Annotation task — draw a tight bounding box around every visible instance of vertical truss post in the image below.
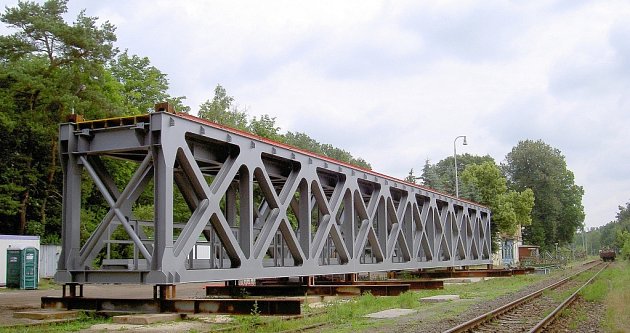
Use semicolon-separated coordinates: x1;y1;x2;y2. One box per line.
57;124;82;277
239;166;253;259
298;180;311;258
151;131;175;279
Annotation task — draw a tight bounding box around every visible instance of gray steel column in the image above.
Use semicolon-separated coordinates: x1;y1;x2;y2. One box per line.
239;165;253;259
57;124;82;275
151;129;174;276
340;190;354;258
298;180;311;257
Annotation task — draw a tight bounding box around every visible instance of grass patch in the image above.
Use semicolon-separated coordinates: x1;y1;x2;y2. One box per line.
444;274;545;301
581;261;630;332
560;305;587;331
37;278;61;290
539;263;602;303
0;311;110;333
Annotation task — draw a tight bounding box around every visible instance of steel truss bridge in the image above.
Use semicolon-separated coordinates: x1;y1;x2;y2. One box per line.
55;105;492;284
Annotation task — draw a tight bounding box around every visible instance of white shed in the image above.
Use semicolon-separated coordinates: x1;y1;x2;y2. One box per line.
0;235;40;286
39;244;61;278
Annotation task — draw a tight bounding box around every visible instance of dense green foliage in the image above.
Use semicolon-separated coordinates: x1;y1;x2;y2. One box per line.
461;162;534;250
0;0;193;242
0;0;119;240
420;154;495;195
198;84;248;130
109;50;189;114
578;201;630;258
503;140;585;249
620;230;630;260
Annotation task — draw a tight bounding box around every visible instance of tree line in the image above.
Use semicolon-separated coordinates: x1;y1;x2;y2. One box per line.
578;202;630;260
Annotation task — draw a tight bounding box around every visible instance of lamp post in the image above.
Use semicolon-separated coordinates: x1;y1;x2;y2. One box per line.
453;135;467;198
71;84;86;115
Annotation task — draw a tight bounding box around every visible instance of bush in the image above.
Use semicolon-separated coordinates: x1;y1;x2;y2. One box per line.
621;238;630;260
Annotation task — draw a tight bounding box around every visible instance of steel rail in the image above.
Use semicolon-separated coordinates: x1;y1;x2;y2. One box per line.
528;263;608;333
276;321;331;333
442;261;604;333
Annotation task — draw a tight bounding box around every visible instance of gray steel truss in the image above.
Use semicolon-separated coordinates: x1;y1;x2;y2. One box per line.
55;110;492;284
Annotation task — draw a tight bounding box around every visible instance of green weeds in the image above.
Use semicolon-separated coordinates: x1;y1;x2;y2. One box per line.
0;311;109;333
581;261;630;332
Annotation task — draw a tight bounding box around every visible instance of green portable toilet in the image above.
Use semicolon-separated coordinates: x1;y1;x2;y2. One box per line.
20;247;38;289
6;248;21;288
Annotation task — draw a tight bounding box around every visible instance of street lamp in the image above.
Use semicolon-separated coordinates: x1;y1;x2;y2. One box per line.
71;84;86;115
453;135;467;198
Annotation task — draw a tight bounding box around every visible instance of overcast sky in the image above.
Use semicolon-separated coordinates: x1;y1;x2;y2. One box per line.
3;0;629;229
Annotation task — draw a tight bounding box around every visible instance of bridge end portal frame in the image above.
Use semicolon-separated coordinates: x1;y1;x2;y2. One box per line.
56;110;492;284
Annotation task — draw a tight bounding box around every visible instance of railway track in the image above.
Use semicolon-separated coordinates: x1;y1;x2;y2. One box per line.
443;261;608;333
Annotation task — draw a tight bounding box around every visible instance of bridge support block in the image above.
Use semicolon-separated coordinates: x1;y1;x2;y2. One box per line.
153;284;176;300
62;283;83;298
